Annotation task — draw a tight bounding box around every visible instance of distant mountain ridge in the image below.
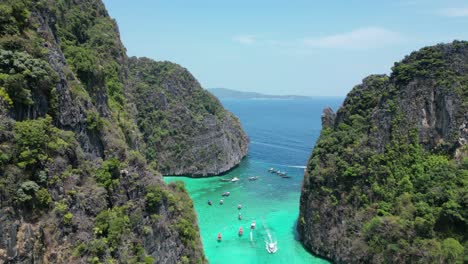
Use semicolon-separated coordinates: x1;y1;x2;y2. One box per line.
208;88;310;99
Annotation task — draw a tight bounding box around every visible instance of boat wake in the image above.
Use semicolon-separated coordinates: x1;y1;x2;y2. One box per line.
250;230;256;247
250;160;306;170
285;165;306;169
263;224;278;254
250;141;309;154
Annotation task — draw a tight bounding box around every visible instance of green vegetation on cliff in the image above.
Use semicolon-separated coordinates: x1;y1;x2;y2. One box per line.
128;57;248;176
299;41;467;263
0;0;251;263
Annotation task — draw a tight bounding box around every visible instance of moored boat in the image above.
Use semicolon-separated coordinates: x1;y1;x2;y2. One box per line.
277;171;287;176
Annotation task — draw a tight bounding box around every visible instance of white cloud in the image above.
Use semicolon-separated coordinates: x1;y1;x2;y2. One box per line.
302;27;404;49
233;35;256;45
438;7;468;17
231;27;404;50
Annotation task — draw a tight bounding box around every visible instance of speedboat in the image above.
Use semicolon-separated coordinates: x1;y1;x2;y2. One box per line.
231;177;239;182
250;221;256;230
219;199;224;205
264;223;277;253
237;204;242;210
248;176;258;181
268;168;275;173
222;192;230;197
266;241;278;253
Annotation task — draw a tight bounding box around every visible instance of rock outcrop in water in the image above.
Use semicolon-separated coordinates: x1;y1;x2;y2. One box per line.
0;0;244;262
128;58;248;176
298;41;467;263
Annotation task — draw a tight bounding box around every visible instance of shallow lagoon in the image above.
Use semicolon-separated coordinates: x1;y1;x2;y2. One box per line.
165;98;342;264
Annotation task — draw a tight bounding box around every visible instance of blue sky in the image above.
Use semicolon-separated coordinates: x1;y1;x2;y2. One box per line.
103;0;468;96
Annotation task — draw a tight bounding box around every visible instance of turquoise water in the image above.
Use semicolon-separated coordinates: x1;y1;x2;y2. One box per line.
165;98;343;264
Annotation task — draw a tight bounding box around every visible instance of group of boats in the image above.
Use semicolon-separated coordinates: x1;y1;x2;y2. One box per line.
219;176;259;182
216;221;256;238
216;220;277;254
210;168;284;254
218;167;290;183
268;168;291;178
211;195;278;254
217;204;252;241
208;192;230;205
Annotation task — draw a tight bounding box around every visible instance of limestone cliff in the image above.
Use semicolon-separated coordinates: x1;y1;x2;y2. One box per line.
298;41;467;263
0;0;246;262
127;58;248;176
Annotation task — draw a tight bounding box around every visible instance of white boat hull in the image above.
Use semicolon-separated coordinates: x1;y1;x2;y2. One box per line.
266;242;278;254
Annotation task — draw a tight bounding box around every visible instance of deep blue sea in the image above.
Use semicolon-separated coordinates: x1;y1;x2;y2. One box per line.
222;98;343;169
166;97;343;264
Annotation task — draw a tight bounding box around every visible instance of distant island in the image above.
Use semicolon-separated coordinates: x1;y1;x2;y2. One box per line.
208;88;311;100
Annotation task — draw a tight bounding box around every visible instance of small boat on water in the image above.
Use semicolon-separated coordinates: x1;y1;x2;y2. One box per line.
222;192;230;197
208;200;212;205
264;223;277;253
231;177;240;182
219;199;224;205
266;242;278;253
248;176;259;181
238;227;243;236
217;233;222;242
268;168;275;173
250;221;256;230
220;178;231;182
238;212;242;220
237;204;242;210
277;171;288;176
281;175;291;179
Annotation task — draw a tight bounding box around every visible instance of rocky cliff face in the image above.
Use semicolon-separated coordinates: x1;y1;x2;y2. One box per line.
127;58;248;176
0;0;246;263
298;41;467;263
